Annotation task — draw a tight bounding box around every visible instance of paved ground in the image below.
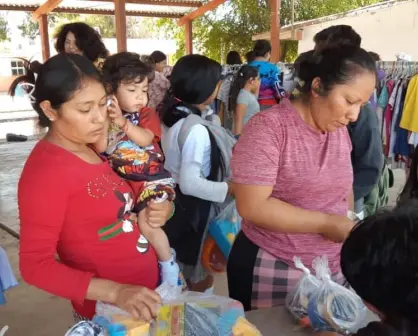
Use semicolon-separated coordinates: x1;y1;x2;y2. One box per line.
0;139;406;335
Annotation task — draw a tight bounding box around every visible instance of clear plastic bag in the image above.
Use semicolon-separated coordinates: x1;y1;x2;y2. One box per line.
208;201;241;258
151;291;245;336
202;201;242;273
95;287;245;336
307;256;368;334
285;257;321;327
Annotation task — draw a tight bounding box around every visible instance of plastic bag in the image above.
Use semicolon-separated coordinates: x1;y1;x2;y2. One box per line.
95;287;245;336
202;201;241;273
307;256;368;334
208;201;241;258
151;291;244;335
232;317;263;336
285;257;321;327
201;236;228;273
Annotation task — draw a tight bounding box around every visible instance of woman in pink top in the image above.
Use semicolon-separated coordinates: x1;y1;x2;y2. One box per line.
227;44;377;311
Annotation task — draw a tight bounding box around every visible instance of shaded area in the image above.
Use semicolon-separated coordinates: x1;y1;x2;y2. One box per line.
0;140;36;234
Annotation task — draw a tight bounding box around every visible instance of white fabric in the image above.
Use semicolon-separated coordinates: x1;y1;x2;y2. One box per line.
162;119;228;203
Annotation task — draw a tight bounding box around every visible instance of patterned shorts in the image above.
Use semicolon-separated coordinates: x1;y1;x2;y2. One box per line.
251;248;347;309
227;231;347;311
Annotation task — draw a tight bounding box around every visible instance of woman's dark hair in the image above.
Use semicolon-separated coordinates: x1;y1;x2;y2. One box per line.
160;54;222;128
226;51;242;65
313;25;361;49
102;52;153;94
398;147;418;205
159;54;222;181
369;51;381;62
9;54;102;128
293;45;376;99
229;65;258;112
55;22;109;63
341;203;418;332
253;40;271;58
245;51;256;64
150;50;167;64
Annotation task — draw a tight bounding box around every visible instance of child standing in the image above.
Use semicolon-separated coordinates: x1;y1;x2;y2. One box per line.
98;52;179;286
229;65;260;136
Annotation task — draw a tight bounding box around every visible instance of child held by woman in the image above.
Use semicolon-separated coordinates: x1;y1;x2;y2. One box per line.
97;52;179;287
229;65;260;136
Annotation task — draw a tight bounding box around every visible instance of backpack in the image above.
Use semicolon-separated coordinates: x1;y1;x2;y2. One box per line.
178;113;237;181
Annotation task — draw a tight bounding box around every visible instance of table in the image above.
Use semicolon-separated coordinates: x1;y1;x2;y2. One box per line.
246;307;308;336
246;306;379;336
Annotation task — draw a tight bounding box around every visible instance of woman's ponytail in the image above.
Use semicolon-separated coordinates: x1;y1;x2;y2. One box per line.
229;65;259;113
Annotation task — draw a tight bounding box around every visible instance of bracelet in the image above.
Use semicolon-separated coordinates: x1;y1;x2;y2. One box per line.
168;203;175;221
121;118;129;133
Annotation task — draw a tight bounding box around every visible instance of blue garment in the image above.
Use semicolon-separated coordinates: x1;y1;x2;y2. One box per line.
394;82;409;157
249;60;284;102
378;85;389;109
0;247;18;305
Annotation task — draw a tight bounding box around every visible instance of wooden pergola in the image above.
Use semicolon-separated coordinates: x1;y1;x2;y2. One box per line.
0;0;282;62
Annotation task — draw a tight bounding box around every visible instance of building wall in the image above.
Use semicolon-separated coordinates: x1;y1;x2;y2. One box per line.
298;0;418;61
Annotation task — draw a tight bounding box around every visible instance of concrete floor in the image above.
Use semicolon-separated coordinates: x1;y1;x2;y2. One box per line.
0;140;406;335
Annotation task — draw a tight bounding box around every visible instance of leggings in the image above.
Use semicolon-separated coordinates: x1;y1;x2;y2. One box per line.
227;231;259;311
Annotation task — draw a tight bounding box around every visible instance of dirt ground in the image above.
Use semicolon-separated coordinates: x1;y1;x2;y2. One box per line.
0;138;406;336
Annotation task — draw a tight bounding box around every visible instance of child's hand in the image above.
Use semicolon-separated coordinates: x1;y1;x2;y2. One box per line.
107;96;125;128
146;200;174;228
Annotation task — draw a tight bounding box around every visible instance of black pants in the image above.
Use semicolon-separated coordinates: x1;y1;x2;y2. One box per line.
227;231;259;311
163;186;211;266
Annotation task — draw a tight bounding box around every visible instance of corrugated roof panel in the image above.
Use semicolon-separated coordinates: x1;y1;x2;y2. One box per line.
0;0;203;15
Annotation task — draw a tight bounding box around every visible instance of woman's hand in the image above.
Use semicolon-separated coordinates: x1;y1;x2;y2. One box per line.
145;200;174;228
107;96;125;128
112;284;162;321
321;215;355;243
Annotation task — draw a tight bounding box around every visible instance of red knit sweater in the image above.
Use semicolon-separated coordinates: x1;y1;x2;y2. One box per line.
18;140;159;318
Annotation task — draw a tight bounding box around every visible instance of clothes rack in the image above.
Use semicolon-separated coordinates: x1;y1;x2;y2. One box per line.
375;60;418;169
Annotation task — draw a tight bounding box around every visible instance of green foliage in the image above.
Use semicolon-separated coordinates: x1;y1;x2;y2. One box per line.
18;12;160;41
157;0;383;63
18;12;80;40
0;14;8;42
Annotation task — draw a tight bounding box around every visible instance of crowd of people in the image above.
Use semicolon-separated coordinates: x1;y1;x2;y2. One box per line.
10;21;418;336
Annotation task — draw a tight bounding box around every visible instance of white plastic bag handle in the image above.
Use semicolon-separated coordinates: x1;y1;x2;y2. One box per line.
294;256;310;274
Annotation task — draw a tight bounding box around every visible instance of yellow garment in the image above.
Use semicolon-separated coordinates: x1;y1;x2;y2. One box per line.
232;317;262;336
400;75;418;132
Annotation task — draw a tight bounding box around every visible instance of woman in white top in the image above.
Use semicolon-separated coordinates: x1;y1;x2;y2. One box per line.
160;55;234;292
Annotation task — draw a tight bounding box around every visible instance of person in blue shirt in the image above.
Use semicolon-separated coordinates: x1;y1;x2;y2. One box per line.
249;40;285;109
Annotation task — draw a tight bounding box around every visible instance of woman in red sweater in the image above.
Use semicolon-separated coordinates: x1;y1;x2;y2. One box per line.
9;54;173;321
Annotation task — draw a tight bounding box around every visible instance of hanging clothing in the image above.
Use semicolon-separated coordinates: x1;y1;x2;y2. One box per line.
400;75;418;132
0;247;18;305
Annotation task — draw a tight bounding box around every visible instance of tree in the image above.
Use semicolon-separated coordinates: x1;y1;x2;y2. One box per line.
18;12;80;40
127;17;161;39
158;0;384;63
0;14;8;42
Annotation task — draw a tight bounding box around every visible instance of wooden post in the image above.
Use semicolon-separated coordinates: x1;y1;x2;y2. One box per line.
270;0;281;63
38;14;50;62
185;19;193;55
115;0;127;52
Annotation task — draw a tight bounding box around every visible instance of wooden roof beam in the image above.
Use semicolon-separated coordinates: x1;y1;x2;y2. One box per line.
32;0;64;21
88;0;202;8
0;5;183;19
178;0;225;25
